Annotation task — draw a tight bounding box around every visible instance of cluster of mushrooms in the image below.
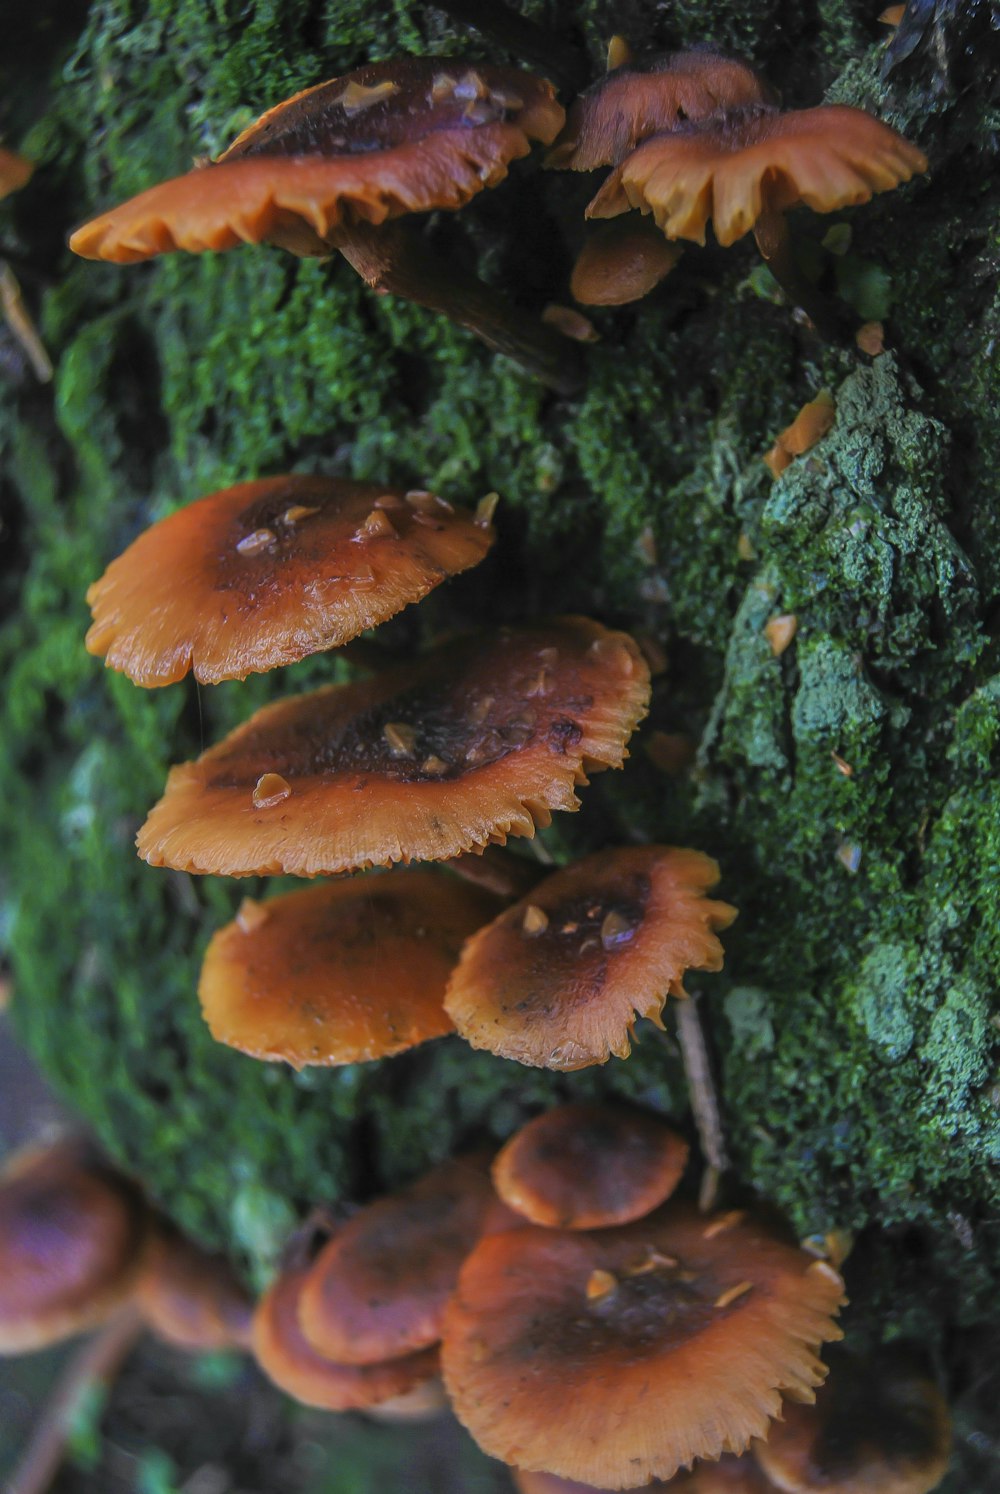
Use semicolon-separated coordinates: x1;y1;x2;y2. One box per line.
0;17;947;1492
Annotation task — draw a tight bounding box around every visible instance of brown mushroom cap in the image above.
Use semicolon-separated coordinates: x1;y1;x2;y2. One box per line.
252;1263;439;1410
570;219;682;306
298;1153;517;1365
0;1140;147;1353
752;1348;952;1494
444;845;736;1070
492;1104;689;1229
85;476;495;686
441;1206;846;1489
136;617;650;878
198;870;498;1068
546;52;777;171
588;106;927;246
0;147;33;202
136;1224;254;1351
69;58;564;263
513;1456;771;1493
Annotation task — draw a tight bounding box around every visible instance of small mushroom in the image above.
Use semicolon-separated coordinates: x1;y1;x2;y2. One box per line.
492;1104;689;1229
444;845;736;1070
198;870;498;1067
570;218;682;306
85;474;495;686
136;617;650;878
441;1203;846;1488
136;1222;253;1351
0;147;33;202
763;393;835;478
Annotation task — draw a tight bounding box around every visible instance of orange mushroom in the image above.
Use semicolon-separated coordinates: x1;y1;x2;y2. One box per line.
588;105;926;335
298;1154;516;1365
492;1104;689;1229
444;845;735;1070
199;870;498;1067
0;147;32;202
85;475;495;686
513;1453;772;1492
570;218;682;306
763;393;835;478
136;1223;253;1351
546;52;777;170
136;616;650;878
442;1204;846;1489
0;1139;147;1353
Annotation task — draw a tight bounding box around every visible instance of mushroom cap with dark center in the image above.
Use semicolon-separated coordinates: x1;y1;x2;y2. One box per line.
253;1263;440;1410
136;1224;254;1351
546;51;777;171
85;475;495;686
69;58;564;263
136;617;650;878
441;1205;846;1489
492;1104;689;1229
753;1347;952;1494
198;870;498;1067
570;218;682;306
0;1140;147;1353
444;845;736;1070
0;147;33;202
298;1153;517;1365
587;106;927;246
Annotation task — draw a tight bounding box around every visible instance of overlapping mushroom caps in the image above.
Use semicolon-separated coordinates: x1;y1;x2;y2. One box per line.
492;1103;689;1228
198;870;498;1067
0;1139;147;1353
298;1154;515;1365
137;617;650;878
442;1204;846;1489
70;57;563;263
444;845;735;1069
136;1223;254;1351
85;476;496;686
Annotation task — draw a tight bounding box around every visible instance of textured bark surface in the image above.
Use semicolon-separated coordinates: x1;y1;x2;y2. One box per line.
1;3;998;1487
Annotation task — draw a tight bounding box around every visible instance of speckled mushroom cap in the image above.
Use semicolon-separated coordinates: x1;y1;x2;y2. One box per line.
69;58;564;263
441;1205;846;1490
0;147;32;201
546;52;776;170
298;1153;517;1365
752;1347;952;1494
570;219;682;306
587;106;927;246
0;1139;147;1354
85;476;496;686
444;845;735;1070
492;1104;689;1230
136;1224;254;1351
136;617;650;878
198;870;498;1068
252;1263;440;1411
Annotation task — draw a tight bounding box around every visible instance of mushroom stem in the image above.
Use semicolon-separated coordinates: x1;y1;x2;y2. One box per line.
752;209;848;342
673;994;728;1210
432;0;590;92
7;1306;145;1494
447;846;543;901
335;221;585;396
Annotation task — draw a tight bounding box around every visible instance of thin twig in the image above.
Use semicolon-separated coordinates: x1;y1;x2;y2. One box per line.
0;261;53;382
7;1307;145;1494
674;994;728;1211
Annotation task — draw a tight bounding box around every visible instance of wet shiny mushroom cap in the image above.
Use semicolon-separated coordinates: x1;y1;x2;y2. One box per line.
570;218;682;306
199;870;498;1068
492;1103;689;1229
252;1263;440;1410
69;58;564;263
0;1140;147;1353
753;1347;952;1494
442;1205;846;1489
298;1153;516;1365
136;617;650;878
136;1225;254;1351
85;475;495;686
444;845;735;1070
547;51;777;171
588;105;928;246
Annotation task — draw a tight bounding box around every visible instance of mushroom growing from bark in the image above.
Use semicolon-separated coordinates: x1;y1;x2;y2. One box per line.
136;617;650;878
442;1203;845;1488
444;845;735;1069
85;476;496;686
570;218;682;306
763;392;836;478
198;870;498;1067
69;58;582;391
